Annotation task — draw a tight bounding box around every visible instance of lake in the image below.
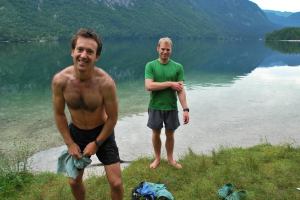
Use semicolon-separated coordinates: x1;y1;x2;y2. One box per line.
1;39;300;173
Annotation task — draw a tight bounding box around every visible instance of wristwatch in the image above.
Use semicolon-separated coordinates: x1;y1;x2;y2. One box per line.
94;140;104;147
183;108;189;112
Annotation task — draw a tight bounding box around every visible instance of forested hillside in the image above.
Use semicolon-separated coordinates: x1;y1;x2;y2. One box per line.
265;27;300;40
0;0;276;41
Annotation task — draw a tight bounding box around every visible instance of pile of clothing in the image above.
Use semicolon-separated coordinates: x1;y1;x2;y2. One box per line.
132;181;174;200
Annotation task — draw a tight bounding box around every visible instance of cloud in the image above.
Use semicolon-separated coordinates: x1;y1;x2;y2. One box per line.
250;0;300;12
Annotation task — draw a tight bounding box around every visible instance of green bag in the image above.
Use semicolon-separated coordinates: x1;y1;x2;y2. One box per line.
218;183;246;200
225;191;246;200
218;183;234;198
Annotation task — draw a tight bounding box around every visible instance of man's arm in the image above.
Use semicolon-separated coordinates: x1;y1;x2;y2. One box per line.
145;79;183;92
96;79;118;141
52;74;81;158
145;61;183;92
177;81;189;124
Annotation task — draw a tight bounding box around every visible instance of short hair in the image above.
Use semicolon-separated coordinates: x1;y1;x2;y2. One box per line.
157;37;173;47
71;28;102;56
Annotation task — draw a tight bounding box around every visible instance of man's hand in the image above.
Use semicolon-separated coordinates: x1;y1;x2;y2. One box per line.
83;142;98;157
170;82;183;92
183;111;189;124
68;143;82;159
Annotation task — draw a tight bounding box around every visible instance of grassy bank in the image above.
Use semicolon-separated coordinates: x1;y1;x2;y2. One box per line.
1;143;300;199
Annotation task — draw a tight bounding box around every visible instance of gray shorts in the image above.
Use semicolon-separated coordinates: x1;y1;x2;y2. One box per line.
147;109;180;130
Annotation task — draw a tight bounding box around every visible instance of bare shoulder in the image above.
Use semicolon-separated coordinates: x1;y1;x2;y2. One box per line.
52;66;73;88
94;67;116;90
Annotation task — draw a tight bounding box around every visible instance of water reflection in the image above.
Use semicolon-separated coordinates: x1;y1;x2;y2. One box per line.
0;42;69;92
265;41;300;54
0;39;271;92
0;39;274;119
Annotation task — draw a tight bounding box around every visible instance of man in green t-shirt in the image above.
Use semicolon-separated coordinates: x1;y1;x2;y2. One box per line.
145;37;190;169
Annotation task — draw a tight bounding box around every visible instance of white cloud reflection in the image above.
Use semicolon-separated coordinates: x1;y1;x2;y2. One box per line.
251;66;300;84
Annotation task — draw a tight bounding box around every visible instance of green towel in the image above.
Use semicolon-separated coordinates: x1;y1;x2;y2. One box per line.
218;183;246;200
156;189;174;200
57;150;92;179
218;183;234;198
225;191;247;200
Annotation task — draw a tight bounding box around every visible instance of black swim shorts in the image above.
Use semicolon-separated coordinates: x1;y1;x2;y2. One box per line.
69;123;120;165
147;109;180;130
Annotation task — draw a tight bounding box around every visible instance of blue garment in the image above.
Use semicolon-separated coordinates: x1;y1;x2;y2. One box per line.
57;150;92;179
136;182;156;200
135;182;174;200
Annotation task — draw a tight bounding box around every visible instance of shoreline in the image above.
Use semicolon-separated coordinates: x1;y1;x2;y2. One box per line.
28;112;300;178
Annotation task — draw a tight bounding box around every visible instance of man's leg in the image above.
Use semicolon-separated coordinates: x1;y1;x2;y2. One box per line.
150;129;162;169
68;169;85;200
165;129;182;169
105;163;124;200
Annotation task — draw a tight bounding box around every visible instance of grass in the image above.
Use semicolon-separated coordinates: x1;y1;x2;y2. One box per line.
1;143;300;199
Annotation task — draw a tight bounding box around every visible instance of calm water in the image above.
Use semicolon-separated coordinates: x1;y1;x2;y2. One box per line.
1;39;300;171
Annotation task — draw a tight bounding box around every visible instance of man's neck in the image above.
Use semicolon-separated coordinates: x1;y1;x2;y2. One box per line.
159;58;169;64
74;66;93;81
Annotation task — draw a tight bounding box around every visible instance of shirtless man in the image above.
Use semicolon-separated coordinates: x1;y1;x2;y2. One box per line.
52;28;123;200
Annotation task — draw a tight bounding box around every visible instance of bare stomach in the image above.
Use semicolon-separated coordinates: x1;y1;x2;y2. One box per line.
69;108;107;130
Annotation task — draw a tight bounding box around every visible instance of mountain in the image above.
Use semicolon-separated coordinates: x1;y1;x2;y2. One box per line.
263;10;293;17
287;13;300;26
264;10;300;27
0;0;276;41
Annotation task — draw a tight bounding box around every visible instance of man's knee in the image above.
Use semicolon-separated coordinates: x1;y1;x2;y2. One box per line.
109;178;123;190
68;178;83;188
165;130;175;138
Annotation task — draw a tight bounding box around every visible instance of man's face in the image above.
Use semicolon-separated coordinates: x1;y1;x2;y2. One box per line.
71;37;99;71
157;42;172;63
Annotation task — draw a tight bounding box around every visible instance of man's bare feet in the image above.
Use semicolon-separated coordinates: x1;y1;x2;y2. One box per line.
168;160;182;169
149;159;160;169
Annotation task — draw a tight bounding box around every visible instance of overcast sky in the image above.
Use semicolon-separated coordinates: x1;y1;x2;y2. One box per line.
249;0;300;12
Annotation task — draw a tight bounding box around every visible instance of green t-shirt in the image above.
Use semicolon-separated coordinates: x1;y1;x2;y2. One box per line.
145;59;184;110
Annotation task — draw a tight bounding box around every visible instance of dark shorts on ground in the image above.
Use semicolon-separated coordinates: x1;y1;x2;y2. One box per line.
147;109;180;131
69;123;120;165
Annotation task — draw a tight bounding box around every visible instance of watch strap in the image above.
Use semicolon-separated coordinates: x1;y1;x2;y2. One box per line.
183;108;189;112
95;140;104;147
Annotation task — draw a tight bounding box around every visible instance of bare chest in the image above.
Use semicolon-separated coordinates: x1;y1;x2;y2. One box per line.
63;80;103;112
